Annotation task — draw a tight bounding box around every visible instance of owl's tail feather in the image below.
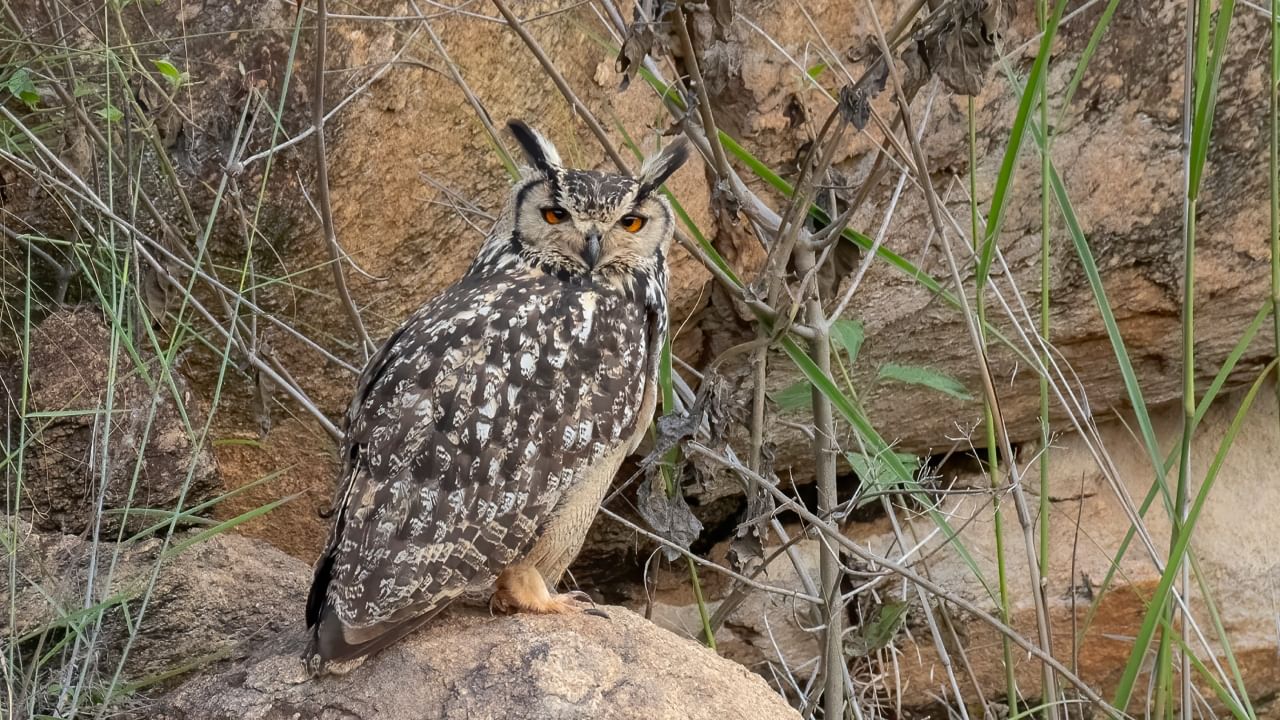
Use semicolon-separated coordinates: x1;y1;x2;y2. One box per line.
303;603;445;675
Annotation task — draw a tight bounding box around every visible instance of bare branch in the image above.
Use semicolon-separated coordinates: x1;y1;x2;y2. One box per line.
312;0;375;359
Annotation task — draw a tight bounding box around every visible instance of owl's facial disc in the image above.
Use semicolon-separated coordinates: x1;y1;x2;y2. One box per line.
514;175;671;279
504;120;692;282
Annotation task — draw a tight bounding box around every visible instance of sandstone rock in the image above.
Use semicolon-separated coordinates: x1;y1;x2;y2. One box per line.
5;2;1279;714
7;516;800;719
158;605;801;720
1;517;305;688
698;1;1278;481
643;385;1280;715
6;0;1274;562
2;307;219;533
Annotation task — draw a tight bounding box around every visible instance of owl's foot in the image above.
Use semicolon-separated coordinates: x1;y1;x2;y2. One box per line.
490;563;608;618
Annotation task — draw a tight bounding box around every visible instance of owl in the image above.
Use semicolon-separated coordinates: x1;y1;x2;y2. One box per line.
304;121;691;671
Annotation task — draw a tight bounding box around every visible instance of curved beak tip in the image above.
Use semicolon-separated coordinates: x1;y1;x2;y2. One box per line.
583;234;602;269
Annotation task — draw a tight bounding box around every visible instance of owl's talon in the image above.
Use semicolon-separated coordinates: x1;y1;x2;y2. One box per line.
565;590;609;618
492;564;606;617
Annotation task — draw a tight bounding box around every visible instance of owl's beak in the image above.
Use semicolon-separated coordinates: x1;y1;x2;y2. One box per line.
582;231;602;269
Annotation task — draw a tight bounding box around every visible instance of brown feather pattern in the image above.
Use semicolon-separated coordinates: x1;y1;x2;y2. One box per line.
304;121;689;670
307;267;652;664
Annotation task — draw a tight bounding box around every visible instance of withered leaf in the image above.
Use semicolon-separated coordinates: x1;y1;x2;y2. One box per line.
916;0;996;97
616;0;677;92
641;372;730;467
899;43;931;101
707;0;734;36
836;54;888;131
726;444;777;573
636;373;732;558
837;84;872;131
637;466;703;561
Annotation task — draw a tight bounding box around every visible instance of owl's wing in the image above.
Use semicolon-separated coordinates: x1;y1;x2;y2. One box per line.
305;272;648;666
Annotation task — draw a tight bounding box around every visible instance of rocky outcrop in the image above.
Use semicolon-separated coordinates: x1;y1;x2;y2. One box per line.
5;0;1274;553
1;308;218;533
158;605;801;720
641;385;1280;715
4;0;1279;716
2;517;305;687
7;517;798;720
690;0;1278;483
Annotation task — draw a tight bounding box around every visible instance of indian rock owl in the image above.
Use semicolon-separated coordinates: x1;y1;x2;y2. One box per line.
304;120;691;671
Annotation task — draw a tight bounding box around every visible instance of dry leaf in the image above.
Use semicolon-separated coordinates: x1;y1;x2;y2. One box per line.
616;0;677;92
916;0;997;96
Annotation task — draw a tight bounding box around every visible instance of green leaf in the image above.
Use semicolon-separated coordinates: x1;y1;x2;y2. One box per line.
6;68;40;109
152;58;187;88
806;63;827;80
876;363;973;401
846;450;918;507
96;105;123;123
830;319;864;366
769;381;813;411
844;600;910;657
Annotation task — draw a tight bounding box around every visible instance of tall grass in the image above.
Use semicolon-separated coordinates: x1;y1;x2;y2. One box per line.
0;4;321;716
2;1;1275;719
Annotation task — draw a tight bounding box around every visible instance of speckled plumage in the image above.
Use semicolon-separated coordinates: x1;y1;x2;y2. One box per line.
304;122;690;670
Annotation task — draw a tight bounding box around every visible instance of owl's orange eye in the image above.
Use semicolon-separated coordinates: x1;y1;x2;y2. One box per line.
542;207;568;224
619;214;646;233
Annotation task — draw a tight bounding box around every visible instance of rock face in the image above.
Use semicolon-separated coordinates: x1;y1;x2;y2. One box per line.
7;516;796;720
159;606;801;720
693;0;1279;482
5;0;1274;551
5;0;1280;716
1;517;306;689
642;385;1280;715
1;308;218;533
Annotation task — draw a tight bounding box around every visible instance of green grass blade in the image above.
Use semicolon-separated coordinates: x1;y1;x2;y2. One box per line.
1110;360;1278;710
976;0;1068;289
1186;0;1237;199
1046;156;1163;472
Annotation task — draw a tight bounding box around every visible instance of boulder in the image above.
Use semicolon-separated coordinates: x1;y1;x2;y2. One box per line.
5;516;799;719
158;606;801;720
1;517;306;689
1;307;218;533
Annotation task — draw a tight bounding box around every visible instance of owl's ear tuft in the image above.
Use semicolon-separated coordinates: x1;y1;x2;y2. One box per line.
636;137;692;198
508;120;563;177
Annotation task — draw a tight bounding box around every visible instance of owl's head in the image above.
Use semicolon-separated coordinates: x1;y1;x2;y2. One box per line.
473;120;691;290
